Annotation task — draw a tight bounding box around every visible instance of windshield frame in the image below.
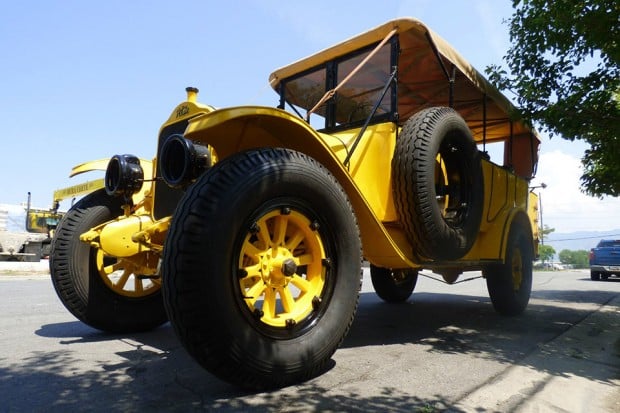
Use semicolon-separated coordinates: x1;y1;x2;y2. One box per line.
277;36;400;132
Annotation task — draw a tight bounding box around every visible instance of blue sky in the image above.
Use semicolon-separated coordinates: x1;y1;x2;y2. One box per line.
1;0;618;234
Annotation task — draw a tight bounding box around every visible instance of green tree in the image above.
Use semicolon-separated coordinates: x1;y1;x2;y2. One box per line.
540;225;555;244
486;0;620;197
558;249;590;268
538;244;556;264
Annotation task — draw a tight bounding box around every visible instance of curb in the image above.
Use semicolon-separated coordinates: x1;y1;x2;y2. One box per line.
0;260;50;276
452;295;620;412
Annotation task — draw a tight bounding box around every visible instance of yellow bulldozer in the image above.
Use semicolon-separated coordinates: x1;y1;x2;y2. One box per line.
16;162;108;259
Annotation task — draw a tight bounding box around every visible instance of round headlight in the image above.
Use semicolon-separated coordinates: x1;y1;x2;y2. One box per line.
160;135;211;188
105;154;144;198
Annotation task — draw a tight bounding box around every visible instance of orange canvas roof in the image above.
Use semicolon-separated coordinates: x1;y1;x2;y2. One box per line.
269;17;541;146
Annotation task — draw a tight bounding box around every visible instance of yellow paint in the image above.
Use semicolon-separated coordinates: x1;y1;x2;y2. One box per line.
238;209;326;327
71;16;543;279
98;215;153;257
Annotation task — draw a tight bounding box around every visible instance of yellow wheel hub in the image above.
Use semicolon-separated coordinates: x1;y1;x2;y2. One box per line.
511;249;523;291
238;209;327;328
95;250;161;298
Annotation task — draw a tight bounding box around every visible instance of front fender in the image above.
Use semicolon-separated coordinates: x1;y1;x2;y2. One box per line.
184;106;416;268
69;159;111;177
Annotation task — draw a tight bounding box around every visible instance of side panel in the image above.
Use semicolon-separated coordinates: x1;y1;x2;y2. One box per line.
184;107;416;268
183;107;535;267
462;160;531;262
331;123;399;222
528;191;540;258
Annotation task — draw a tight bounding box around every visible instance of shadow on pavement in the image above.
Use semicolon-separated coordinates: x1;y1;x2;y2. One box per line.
1;287;618;412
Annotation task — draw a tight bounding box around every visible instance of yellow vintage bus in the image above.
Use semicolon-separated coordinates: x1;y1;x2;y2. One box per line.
51;18;541;389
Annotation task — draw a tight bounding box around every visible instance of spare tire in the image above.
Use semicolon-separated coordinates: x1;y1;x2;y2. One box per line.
392;107;484;261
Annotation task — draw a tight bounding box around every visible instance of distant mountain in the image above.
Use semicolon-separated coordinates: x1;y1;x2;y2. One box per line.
544;229;620;253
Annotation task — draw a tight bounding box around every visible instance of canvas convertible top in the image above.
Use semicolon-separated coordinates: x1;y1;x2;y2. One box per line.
269;17;540;169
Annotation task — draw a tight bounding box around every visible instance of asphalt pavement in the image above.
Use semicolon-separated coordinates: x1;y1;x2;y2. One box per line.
1;261;618;412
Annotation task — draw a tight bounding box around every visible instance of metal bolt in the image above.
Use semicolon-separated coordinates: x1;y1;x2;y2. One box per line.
281;258;297;277
310;221;320;231
285;318;297;329
253;309;264;319
281;207;291;215
312;296;322;310
237;268;248;278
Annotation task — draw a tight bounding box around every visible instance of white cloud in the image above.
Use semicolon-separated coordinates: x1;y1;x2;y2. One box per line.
531;150;620;233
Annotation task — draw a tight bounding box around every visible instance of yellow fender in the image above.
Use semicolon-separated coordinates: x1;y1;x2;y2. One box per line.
498;209;535;263
184;106;416;269
68;159;111;177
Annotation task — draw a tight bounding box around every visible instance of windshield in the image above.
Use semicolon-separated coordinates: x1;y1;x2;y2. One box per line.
280;40;396;130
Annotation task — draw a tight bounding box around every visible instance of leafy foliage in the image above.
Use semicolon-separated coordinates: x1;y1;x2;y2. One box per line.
558;249;590;268
538;244;556;263
486;0;620;197
540;225;555;243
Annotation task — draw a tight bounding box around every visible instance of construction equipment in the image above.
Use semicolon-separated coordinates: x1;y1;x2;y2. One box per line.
25;177;106;257
0;162;108;261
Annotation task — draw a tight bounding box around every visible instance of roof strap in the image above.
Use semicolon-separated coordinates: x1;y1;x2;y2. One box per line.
306;28;398;122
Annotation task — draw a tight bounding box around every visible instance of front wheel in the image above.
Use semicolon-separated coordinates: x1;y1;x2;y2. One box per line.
590;271;601;281
370;265;418;302
163;148;362;389
484;216;533;316
50;190;167;332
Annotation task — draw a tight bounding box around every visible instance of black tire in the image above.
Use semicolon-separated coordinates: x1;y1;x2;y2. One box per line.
162;148;362;389
370;265;418;302
484;215;533;316
392;107;484;260
590;271;601;281
50;189;167;333
601;273;610;280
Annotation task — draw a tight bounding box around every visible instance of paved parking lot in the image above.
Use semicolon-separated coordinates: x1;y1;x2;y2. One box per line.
1;264;619;412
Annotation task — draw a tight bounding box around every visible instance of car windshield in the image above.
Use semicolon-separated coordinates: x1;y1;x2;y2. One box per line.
281;41;395;130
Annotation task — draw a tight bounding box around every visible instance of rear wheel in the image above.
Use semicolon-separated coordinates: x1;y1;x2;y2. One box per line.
163;148;362;389
484;216;533;316
50;190;167;332
370;265;418;303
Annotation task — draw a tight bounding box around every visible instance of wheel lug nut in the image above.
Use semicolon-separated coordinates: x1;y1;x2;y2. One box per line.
281;258;297;277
